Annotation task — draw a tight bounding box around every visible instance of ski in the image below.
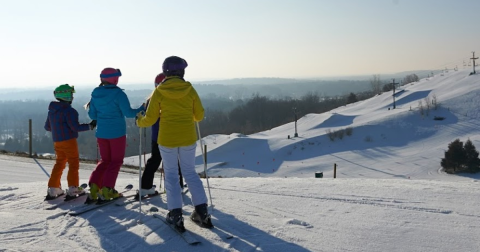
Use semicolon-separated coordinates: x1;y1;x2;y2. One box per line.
115;191;162;206
45;193;87;210
44;183;88;210
65;192;86;201
67;184;133;216
68;195;126;216
152;213;200;245
44;192;65;201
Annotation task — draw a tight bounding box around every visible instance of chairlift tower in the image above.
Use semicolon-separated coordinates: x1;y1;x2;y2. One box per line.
471;51;478;74
391;79;399;109
293;107;298;137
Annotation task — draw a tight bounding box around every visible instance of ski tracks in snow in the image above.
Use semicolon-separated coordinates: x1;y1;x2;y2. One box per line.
209;180;480;218
0;203;89;251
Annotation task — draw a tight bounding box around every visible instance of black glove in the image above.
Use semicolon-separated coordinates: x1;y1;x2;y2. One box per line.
89;120;97;130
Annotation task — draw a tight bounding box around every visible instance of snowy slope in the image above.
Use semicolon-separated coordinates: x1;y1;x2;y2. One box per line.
126;68;480;182
1;175;479;251
1;69;480;252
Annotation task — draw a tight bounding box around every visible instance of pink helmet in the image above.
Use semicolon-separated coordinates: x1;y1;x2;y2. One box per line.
100;68;122;85
155;73;166;87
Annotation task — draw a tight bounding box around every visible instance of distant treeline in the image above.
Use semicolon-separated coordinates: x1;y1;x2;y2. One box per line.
0;79;375;159
194;80;371;101
0;79;371;102
200;91;371;135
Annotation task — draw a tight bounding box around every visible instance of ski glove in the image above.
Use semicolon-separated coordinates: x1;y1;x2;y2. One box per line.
89;120;97;130
135;111;146;126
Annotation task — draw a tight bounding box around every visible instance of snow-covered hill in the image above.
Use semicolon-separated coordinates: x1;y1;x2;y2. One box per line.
1;69;480;252
127;68;480;182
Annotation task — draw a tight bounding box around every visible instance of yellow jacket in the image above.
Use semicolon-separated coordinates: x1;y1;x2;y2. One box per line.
136;77;204;147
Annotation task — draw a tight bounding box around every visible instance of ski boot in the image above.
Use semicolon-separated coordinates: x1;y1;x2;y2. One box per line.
98;187;120;202
166;208;186;233
190;203;214;228
85;183;99;204
45;187;64;200
66;186;85;200
135;186;156;200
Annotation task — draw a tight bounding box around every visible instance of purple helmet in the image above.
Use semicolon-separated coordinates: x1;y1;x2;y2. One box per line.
162;56;188;76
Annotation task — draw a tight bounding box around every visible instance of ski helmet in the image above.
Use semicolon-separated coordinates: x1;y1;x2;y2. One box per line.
54;84;75;102
100;68;122;85
162;56;188;77
154;73;166;87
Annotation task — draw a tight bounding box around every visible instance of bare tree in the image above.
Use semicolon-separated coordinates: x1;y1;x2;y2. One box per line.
403;74;419;85
370;75;382;95
432;94;438;110
418;100;424;117
424;96;431;116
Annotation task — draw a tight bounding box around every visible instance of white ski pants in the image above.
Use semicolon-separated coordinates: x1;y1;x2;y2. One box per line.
159;143;208;210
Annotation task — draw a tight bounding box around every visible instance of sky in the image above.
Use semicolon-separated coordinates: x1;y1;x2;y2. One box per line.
1;0;480;88
1;67;480;251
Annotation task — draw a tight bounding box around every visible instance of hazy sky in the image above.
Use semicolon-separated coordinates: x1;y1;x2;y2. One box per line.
1;0;479;88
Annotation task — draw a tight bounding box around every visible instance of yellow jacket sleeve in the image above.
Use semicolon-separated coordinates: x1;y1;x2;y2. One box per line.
137;90;160;127
192;88;204;122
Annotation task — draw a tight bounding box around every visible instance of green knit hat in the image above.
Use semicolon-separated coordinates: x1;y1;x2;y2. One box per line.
54;84;75;102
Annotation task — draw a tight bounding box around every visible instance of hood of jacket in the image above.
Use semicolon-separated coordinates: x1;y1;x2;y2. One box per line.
91;84;122;106
157;77;192;99
48;101;71;112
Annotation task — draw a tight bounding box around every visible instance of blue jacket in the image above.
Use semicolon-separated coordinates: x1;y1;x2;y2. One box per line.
88;84;143;139
44;101;90;142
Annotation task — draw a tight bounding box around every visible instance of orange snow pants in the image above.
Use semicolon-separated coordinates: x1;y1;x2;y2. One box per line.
47;138;80;188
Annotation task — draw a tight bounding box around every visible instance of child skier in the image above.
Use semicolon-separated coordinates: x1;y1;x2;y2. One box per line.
86;68;144;203
137;56;212;232
137;73;185;200
44;84;96;200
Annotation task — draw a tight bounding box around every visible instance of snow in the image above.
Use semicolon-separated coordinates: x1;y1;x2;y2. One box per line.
1;69;480;252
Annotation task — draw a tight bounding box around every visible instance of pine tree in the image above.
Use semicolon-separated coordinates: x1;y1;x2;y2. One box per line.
464;139;480;173
441;139;466;173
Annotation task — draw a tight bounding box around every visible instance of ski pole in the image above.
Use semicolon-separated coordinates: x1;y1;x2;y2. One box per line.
158;159;163;191
138;127;143;222
96;142;99;163
143;126;147;164
163;161;166;194
195;122;214;212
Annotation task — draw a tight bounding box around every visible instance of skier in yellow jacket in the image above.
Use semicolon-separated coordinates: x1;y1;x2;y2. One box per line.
136;56;212;232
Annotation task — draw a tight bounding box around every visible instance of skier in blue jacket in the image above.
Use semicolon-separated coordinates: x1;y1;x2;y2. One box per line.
86;68;145;203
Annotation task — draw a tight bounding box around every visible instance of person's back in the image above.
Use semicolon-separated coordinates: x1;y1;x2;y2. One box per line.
86;68;144;203
138;73;185;199
44;84;93;200
89;84;139;139
137;56;212;233
156;76;203;147
46;101;84;141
